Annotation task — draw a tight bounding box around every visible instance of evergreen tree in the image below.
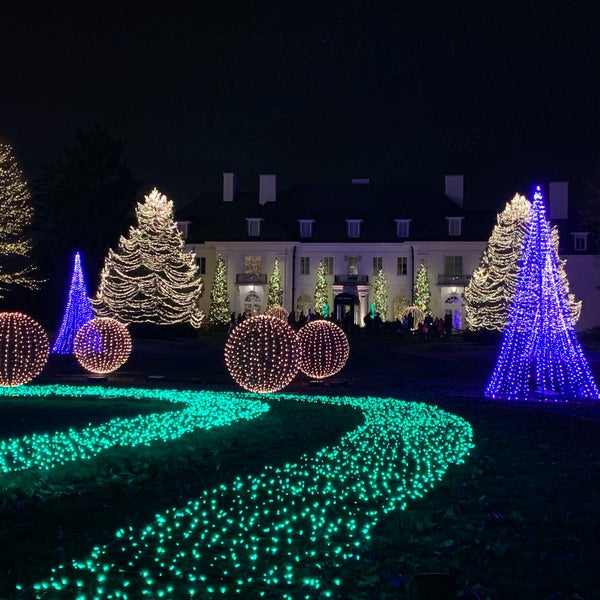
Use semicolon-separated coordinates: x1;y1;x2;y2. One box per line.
313;260;330;315
0;142;38;298
92;188;203;328
373;268;389;320
267;257;284;309
465;194;581;331
51;251;94;354
486;186;599;400
413;261;431;315
208;253;230;326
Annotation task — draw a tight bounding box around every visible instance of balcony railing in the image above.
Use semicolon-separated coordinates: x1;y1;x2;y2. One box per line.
334;274;369;285
236;273;267;285
437;274;471;286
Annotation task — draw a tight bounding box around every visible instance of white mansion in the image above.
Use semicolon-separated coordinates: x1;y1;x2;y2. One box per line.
178;174;600;332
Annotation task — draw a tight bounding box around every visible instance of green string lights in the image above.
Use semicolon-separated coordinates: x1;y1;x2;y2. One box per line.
21;390;474;599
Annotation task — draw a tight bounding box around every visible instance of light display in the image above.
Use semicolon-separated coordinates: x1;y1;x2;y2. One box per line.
73;317;132;374
486;186;600;401
0;142;38;297
92;188;204;328
208;253;230;326
0;385;269;474
465;194;581;331
51;251;94;354
267;257;284;309
266;305;289;322
224;315;301;393
0;312;49;387
26;392;474;598
401;305;425;330
313;260;330;316
373;267;389;320
413;261;431;315
297;319;349;379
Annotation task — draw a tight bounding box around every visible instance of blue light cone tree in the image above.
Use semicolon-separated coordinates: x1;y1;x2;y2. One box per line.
486;186;599;401
51;251;94;354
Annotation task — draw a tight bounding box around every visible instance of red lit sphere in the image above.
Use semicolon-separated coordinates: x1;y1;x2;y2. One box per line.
0;312;49;387
224;315;300;393
297;319;349;379
74;317;132;374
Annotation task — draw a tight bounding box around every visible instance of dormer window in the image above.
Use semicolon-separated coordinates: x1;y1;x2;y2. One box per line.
246;218;263;237
298;219;315;238
394;219;411;238
446;217;464;236
176;220;192;240
571;232;589;251
346;219;363;238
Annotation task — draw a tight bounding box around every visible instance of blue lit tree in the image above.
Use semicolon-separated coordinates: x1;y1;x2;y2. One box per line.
486;186;599;401
51;251;94;354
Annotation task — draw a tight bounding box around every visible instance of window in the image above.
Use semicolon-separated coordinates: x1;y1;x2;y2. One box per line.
446;217;464;236
196;256;206;274
298;219;315;238
348;256;359;275
394;219;411;238
572;232;589;251
346;219;362;238
444;255;463;275
372;256;383;275
323;256;334;275
397;256;408;276
246;218;263;237
176;221;191;240
300;256;310;275
244;255;262;276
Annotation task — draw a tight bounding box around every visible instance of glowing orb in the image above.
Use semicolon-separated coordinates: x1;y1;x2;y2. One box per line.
74;317;132;374
0;312;49;387
265;306;288;322
297;319;349;379
224;315;300;393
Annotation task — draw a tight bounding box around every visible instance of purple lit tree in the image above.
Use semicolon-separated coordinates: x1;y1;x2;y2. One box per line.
51;251;94;354
486;186;599;401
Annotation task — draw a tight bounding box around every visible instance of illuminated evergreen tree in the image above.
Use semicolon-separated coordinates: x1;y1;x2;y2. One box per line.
92;188;203;328
0;142;38;297
267;257;284;309
466;194;581;331
208;253;230;326
51;252;94;354
413;261;431;315
486;186;599;400
373;268;389;320
314;260;330;315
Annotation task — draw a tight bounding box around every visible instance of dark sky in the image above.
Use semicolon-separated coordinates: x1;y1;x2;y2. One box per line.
2;1;600;207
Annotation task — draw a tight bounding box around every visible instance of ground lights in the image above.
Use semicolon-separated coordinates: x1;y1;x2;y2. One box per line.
25;391;474;599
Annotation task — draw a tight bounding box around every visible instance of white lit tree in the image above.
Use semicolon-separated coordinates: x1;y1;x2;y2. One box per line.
267;257;284;309
0;142;38;298
92;188;203;327
414;261;431;315
314;260;330;316
373;268;389;320
208;253;230;326
465;193;581;331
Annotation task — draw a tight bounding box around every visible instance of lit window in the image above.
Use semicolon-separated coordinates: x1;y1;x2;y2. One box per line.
394;219;411;238
323;256;334;275
300;256;310;275
446;217;464;236
298;219;315;238
397;257;408;276
246;218;263;237
372;257;383;275
244;256;262;276
571;232;589;251
346;219;362;238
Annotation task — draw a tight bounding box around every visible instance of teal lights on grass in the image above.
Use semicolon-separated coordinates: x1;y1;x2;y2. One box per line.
25;390;474;598
0;385;270;475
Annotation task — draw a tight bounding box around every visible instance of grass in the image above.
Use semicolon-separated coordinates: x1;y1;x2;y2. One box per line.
1;329;600;598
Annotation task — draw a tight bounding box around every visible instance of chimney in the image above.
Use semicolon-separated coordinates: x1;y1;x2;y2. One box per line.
548;181;568;220
223;172;237;202
445;175;464;208
259;174;277;205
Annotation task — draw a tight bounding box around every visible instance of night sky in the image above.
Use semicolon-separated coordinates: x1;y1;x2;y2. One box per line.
2;1;600;208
